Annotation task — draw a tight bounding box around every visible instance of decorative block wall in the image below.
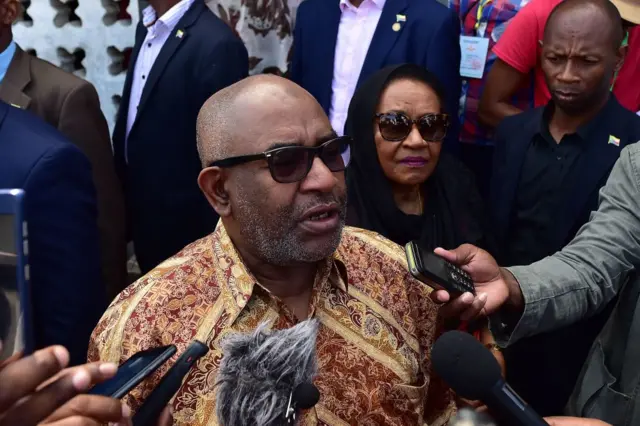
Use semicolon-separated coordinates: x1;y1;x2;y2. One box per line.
13;0;141;133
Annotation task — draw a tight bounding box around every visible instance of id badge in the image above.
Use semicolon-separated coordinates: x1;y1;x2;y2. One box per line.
459;36;490;79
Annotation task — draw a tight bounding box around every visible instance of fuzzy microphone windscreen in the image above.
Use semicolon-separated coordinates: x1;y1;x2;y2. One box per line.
215;318;319;426
449;408;497;426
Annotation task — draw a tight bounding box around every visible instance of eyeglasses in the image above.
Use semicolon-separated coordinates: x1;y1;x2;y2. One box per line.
375;112;450;142
208;136;352;183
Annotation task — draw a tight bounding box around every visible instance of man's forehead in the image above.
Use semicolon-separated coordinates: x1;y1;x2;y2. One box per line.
547;7;608;38
233;94;332;153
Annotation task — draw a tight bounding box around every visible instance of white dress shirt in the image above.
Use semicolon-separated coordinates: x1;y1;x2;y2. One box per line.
329;0;386;137
125;0;195;150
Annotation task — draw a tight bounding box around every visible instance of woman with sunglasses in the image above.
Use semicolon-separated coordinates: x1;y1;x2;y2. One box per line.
345;64;489;252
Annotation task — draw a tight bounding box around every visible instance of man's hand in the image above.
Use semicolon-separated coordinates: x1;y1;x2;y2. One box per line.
544;416;612;426
0;345;130;425
430;244;523;320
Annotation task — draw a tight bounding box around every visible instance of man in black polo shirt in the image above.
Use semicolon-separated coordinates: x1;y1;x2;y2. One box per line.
489;0;640;417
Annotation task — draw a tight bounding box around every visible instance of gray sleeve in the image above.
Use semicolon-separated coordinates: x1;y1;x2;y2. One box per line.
492;143;640;346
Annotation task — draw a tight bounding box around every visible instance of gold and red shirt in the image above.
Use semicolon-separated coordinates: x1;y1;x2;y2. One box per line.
89;223;454;425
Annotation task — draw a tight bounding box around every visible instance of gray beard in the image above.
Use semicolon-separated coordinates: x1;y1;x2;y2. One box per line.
233;192;346;266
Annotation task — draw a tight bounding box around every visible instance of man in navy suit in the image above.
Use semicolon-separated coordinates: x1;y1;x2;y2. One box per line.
0;101;105;366
490;0;640;416
290;0;461;152
114;0;248;273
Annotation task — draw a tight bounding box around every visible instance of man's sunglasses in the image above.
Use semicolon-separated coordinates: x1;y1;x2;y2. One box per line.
375;112;450;142
208;136;352;184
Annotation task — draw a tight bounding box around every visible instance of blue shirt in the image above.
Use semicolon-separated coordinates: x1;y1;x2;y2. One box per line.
0;41;17;83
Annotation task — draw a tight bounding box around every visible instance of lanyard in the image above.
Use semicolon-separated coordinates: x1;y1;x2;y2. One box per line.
610;31;629;91
474;0;492;31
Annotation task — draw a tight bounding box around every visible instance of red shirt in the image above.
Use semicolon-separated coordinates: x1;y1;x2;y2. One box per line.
492;0;640;112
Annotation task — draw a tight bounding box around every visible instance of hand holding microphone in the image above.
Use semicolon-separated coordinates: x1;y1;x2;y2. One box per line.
433;330;548;426
0;344;129;426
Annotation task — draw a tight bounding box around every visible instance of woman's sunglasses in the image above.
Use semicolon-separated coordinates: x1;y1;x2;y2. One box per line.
375;112;450;142
208;136;352;184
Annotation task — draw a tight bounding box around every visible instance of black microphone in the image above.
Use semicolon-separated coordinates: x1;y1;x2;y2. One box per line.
215;319;320;425
432;330;549;426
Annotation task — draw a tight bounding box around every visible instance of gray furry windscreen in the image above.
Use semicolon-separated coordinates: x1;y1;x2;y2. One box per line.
215;319;319;426
448;408;497;426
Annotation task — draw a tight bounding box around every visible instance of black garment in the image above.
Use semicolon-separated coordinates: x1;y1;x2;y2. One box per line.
344;64;487;251
490;96;640;416
460;143;494;199
506;107;584;266
112;1;248;272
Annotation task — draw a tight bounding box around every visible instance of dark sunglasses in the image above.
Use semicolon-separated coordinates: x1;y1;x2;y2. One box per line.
208;136;352;183
375;112;450;142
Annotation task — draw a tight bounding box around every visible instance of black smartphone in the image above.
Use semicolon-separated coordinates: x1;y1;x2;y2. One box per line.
88;345;177;398
405;240;476;296
132;340;209;426
0;189;34;361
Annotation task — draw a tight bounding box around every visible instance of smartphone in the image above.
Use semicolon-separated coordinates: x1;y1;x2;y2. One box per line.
133;340;209;426
0;189;33;361
88;345;177;398
405;240;476;296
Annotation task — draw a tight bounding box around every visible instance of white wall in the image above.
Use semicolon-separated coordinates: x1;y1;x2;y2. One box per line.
13;0;141;133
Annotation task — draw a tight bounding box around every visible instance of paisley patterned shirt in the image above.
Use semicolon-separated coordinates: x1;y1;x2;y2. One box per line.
88;223;455;425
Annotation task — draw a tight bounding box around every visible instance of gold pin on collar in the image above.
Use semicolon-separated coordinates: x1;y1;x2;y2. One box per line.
392;22;401;31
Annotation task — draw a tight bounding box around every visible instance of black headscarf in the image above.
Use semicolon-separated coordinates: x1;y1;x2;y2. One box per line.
345;64;486;250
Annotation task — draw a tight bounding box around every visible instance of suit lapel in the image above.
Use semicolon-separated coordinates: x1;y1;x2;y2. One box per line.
552;98;625;248
0;47;32;110
316;2;342;111
134;2;204;121
357;0;408;87
114;22;147;141
491;110;542;243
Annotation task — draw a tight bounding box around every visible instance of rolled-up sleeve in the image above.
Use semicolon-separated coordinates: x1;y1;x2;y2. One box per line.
492;143;640;346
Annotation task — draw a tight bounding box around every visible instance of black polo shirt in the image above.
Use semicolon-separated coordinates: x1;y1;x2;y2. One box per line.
505;101;612;266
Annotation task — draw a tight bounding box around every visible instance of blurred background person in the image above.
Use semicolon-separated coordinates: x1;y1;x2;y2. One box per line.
205;0;302;76
0;0;127;299
489;0;640;415
345;64;488;251
0;100;104;366
290;0;462;155
479;0;640;128
113;0;248;273
449;0;533;197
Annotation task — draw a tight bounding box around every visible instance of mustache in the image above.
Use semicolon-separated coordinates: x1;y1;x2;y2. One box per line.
293;194;348;218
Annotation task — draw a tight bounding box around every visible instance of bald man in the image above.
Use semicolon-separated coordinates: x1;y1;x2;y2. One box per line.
488;0;640;416
88;75;455;425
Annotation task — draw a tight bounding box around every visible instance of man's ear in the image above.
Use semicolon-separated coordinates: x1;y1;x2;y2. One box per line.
1;0;20;27
198;167;232;217
615;44;628;73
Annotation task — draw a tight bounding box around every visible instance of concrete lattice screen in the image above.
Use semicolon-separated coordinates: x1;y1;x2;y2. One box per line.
13;0;141;133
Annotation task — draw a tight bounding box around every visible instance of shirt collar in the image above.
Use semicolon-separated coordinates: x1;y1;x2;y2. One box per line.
539;95;616;142
142;0;195;30
340;0;386;12
213;222;349;313
0;41;17;84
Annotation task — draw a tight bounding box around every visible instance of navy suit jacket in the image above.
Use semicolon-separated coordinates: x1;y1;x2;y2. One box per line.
0;101;104;366
491;97;640;261
291;0;462;151
113;1;248;272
